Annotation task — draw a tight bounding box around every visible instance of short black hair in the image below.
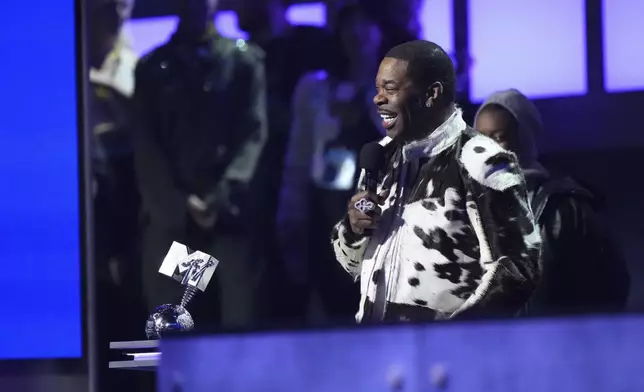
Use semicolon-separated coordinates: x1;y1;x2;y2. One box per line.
385;40;456;102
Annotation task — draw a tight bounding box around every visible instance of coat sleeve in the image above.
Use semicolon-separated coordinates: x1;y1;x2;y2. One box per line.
451;135;542;319
330;170;371;280
131;59;188;230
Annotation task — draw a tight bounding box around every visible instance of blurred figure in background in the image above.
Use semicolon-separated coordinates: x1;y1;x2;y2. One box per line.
89;0;140;290
132;0;267;328
87;0;142;391
475;89;630;316
372;0;422;47
236;0;334;322
277;2;384;323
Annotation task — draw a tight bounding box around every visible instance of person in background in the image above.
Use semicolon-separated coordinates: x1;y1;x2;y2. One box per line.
331;40;541;323
132;0;268;328
277;2;385;323
87;1;142;391
236;0;334;322
89;0;140;288
474;89;630;316
372;0;422;47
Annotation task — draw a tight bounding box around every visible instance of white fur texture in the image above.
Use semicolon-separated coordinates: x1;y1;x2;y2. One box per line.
460;135;523;191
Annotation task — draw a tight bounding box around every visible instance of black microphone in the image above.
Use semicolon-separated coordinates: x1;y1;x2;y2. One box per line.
359;141;385;194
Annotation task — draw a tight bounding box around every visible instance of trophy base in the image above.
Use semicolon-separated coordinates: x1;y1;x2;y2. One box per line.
145;304;194;340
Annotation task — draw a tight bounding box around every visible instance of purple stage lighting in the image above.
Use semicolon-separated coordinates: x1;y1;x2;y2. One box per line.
603;0;644;93
468;0;587;102
420;0;454;53
125;3;326;58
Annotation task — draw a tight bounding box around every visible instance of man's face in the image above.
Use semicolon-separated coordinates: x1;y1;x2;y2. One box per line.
373;57;420;140
474;106;520;151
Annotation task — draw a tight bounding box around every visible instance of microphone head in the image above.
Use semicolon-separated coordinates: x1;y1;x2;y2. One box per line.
359;141;385;172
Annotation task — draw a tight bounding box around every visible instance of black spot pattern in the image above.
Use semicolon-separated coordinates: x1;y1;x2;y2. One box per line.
434;262;462;284
408;147;458;205
372;269;381;284
413;223;481;288
330;226;340;241
444;209;467;222
450;260;484;299
484;152;515;169
473;146;486;153
414;262;426;271
483;152;521;179
413;226;480;262
408;277;420;287
413;299;428;306
422;200;438;211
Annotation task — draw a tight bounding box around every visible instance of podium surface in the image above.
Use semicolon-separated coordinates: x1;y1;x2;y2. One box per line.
109;340;159;371
156;315;644;392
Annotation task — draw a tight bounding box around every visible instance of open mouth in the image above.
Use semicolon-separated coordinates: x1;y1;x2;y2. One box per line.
379;112;398;129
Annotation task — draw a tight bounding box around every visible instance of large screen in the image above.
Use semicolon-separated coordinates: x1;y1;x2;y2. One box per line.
0;1;81;358
603;0;644;93
468;0;587;102
420;0;453;54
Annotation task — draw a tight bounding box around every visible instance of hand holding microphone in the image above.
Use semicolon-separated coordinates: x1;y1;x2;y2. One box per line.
348;141;387;235
348;190;388;234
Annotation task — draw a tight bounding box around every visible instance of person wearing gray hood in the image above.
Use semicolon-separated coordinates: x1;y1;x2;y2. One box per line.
475;89;630;316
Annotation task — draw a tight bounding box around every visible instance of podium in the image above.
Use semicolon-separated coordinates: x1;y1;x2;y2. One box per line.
150;315;644;392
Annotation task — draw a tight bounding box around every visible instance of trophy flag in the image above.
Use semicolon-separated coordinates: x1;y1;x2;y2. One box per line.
158;242;219;291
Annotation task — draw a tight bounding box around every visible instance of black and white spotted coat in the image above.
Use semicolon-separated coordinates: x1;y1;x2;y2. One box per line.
331;109;542;323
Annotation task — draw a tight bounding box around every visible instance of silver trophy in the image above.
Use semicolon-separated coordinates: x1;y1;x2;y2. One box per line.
145;242;219;339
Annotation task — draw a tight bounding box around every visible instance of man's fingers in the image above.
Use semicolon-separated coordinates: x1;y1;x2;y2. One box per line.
352;217;373;229
349;191;369;205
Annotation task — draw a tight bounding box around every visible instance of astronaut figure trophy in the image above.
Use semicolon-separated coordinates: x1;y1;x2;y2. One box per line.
145;242;219;339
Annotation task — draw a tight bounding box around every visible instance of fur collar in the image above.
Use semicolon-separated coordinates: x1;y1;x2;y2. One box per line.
377;108;466;162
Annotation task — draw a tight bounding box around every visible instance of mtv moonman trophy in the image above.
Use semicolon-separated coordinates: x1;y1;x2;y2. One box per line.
145;242;219;340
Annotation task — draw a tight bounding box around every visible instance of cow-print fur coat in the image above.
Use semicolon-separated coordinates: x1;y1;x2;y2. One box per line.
331;109;542;323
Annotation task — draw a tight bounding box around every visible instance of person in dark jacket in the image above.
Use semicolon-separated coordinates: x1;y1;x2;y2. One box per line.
132;0;268;328
474;89;630;316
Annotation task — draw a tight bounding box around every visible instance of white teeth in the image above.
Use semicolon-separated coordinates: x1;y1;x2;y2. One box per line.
380;113;397;126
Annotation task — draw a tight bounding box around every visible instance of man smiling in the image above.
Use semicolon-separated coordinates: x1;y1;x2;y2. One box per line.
331;40;542;322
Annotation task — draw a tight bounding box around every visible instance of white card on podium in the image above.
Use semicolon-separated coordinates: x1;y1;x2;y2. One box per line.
158;241;190;277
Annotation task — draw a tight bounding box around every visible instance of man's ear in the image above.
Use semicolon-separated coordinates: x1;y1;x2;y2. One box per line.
425;81;444;107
